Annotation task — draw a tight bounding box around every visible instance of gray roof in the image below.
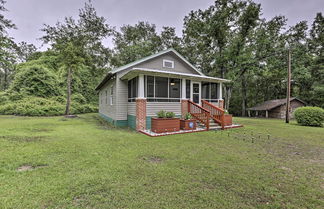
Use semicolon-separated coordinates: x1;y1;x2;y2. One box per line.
247;98;306;111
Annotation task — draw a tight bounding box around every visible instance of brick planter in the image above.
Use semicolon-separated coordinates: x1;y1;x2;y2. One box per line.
224;114;232;126
180;119;197;130
151;118;180;133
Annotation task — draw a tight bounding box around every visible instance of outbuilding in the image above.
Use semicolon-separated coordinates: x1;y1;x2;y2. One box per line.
247;98;306;119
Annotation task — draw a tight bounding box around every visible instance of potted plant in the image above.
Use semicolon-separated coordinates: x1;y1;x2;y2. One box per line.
151;111;180;133
180;113;197;130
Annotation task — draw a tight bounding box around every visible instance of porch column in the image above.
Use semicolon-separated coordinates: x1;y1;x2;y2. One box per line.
138;74;145;98
218;82;223;99
136;74;146;131
181;78;188;118
218;82;224;109
266;110;268;118
181;78;186;99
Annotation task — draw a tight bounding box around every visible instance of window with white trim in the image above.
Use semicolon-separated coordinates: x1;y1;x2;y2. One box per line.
163;59;174;68
110;85;114;105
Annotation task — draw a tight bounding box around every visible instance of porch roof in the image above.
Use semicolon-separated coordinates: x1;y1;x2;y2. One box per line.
119;67;231;83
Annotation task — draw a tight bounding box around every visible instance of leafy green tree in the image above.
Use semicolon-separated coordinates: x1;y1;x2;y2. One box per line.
308;12;324;107
9;65;61;97
41;1;113;108
111;21;182;67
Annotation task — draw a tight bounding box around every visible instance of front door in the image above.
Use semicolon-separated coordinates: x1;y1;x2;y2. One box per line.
191;82;201;104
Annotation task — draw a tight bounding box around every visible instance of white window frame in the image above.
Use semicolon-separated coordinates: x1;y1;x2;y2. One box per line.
110;85;114;105
163;59;174;69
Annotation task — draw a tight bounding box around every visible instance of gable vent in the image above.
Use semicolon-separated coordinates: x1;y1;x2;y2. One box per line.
163;59;174;68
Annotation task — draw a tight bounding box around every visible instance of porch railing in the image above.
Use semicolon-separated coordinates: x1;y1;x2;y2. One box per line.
202;100;225;130
188;100;210;130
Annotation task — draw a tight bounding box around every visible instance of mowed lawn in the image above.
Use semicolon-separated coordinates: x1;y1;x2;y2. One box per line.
0;114;323;209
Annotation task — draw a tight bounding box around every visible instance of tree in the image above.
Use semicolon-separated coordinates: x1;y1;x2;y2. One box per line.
182;0;261;115
58;42;86;115
111;21;182;67
41;1;113;109
0;0;17;90
308;12;324;107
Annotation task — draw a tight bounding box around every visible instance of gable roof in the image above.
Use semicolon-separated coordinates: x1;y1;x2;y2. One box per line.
247;98;306;111
111;48;204;75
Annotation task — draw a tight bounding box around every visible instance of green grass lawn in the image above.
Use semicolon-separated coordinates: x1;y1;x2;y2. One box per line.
0;114;323;209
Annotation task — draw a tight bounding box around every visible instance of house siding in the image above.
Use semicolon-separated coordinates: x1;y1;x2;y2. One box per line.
127;102;136;116
98;79;116;120
115;73;129;120
146;102;182;116
134;52;200;75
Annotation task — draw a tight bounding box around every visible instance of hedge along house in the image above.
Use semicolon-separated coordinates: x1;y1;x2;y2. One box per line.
96;48;231;131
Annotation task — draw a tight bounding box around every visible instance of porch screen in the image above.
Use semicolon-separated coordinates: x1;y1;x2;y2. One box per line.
145;76;181;102
202;82;218;102
128;77;138;102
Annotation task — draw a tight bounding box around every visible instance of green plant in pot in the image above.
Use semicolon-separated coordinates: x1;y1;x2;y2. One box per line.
156;110;166;118
166;111;176;118
184;112;192;120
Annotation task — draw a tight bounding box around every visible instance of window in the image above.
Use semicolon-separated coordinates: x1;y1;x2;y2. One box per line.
201;82;218;102
144;76;181;102
105;90;108;104
110;85;114;105
163;59;174;68
128;77;138;102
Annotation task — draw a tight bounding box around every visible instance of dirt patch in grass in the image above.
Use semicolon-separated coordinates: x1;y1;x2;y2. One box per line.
31;128;53;132
141;156;164;163
0;135;46;142
17;164;48;172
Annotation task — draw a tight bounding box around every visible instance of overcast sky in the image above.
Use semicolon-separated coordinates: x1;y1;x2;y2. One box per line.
5;0;324;50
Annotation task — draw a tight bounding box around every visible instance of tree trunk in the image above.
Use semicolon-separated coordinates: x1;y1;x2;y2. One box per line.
241;74;247;117
224;86;232;111
65;67;72;115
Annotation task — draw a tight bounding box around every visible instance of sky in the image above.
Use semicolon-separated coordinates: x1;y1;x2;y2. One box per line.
4;0;324;50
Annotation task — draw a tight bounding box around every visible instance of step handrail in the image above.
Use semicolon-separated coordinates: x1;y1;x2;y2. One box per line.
201;100;225;130
188;100;210;130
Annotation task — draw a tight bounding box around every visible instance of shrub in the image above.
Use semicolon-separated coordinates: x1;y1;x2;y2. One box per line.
184;112;192;120
166;112;176;118
156;110;166;118
9;66;61;98
294;107;324;127
72;93;87;104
